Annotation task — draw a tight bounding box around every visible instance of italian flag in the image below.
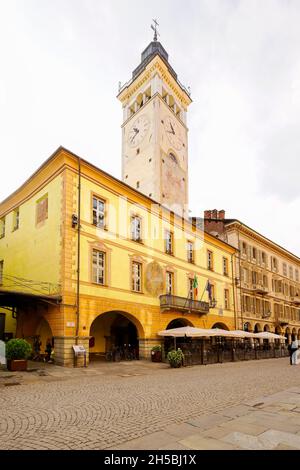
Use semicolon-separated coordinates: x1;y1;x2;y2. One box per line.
193;274;198;299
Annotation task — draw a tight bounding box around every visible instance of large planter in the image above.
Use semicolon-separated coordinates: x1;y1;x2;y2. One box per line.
151;351;162;362
169;360;182;368
7;359;28;371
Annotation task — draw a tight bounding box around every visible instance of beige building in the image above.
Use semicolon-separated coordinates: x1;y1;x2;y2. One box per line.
204;210;300;343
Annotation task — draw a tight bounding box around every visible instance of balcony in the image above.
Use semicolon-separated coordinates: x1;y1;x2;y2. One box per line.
291;296;300;305
276;317;289;326
251;284;268;295
159;294;209;315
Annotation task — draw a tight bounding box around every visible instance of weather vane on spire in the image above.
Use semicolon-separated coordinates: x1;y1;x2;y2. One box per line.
151;19;160;41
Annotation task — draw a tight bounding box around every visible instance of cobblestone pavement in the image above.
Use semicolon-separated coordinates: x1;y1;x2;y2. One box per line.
1;358;300;450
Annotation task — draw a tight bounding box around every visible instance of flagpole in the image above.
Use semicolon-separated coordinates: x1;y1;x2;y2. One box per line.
200;280;208;301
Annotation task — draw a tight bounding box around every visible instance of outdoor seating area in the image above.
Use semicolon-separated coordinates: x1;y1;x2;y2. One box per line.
158;326;289;366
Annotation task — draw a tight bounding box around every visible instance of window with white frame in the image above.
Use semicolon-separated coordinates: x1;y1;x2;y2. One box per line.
289;266;294;280
224;289;230;309
187;241;194;263
223;257;229;276
92;197;106;228
92;250;105;285
166;271;174;295
132;261;142;292
207;250;213;270
165;231;173;254
131;216;142;242
0;260;3;285
283;263;287;277
296;269;299;282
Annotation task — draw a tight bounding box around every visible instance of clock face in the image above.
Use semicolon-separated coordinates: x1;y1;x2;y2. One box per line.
128;115;150;147
164;116;184;151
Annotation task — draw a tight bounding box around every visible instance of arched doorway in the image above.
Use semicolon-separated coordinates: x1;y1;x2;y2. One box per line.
254;323;262;333
292;328;297;341
89;311;142;361
212;323;229;330
243;322;252;332
264;324;270;332
36;317;53;353
285;327;291;344
164;318;194;353
166;318;193;330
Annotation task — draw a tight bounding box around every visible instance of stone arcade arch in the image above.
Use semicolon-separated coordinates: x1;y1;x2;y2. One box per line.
36;317;53;352
212;322;229;330
89;311;145;361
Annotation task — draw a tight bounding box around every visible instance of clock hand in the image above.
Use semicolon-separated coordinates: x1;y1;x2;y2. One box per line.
133;127;139;133
170;123;175;134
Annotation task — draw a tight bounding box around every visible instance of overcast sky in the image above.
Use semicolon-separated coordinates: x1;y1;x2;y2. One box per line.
1;0;300;255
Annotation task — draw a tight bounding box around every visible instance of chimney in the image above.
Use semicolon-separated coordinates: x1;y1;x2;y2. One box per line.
218;210;225;220
211;209;218;219
204;210;212;220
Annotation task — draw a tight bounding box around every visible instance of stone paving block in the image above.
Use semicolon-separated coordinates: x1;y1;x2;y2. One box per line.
163;422;200;438
222;431;270;450
158;442;191;450
259;429;300;450
201;426;233;440
216;404;254;419
111;431;177;450
218;420;269;436
187;413;231;431
274;443;298;450
179;434;238;450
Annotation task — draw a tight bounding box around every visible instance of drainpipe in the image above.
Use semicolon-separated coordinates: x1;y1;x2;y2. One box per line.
75;157;81;346
237;228;244;331
231;252;237;330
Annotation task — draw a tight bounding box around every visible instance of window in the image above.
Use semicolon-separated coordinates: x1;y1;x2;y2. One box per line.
223;257;229;276
36;194;48;225
283;263;287;277
289;266;294;280
131;216;142;242
187;241;194;263
0;218;5;239
0;261;3;285
241;242;247;256
166;271;174;295
165;231;173;255
13;208;20;231
132;261;142;292
252;247;257;260
224;289;230;309
207;250;214;270
92;197;105;228
261;251;267;266
296;270;299;282
92;250;105;285
271;256;278;271
263;275;268;288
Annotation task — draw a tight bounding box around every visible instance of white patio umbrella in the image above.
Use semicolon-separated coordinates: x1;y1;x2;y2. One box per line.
253;331;286;341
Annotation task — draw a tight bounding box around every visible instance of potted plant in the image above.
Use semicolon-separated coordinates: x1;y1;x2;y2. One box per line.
151;345;162;362
6;339;32;371
167;348;184;368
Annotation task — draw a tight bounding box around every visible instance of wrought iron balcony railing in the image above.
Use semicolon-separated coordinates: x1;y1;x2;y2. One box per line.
251;284;269;295
159;294;209;315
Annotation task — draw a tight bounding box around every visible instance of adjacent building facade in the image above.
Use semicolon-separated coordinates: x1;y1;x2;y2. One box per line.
204;210;300;343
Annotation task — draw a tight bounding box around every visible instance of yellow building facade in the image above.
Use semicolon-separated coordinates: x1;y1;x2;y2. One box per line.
0;148;236;366
0;36;239;366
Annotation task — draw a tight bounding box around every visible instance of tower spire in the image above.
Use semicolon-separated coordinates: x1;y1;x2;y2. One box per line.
151;19;160;42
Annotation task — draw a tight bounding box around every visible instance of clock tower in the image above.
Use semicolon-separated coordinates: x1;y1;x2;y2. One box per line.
117;30;192;217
